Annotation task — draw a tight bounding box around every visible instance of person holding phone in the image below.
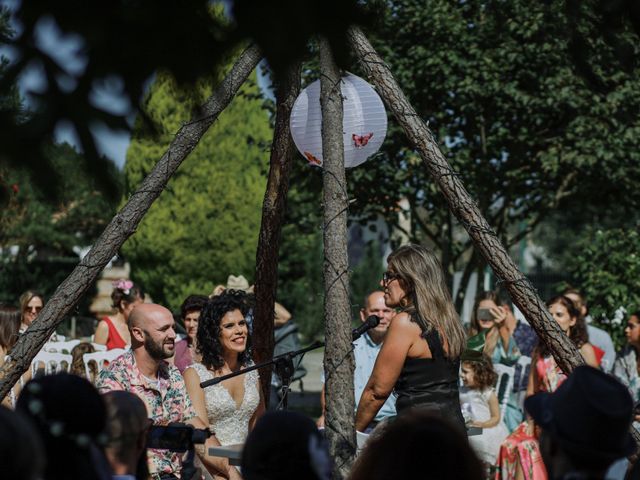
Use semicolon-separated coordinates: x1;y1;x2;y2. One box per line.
468;290;522;431
469;291;521;366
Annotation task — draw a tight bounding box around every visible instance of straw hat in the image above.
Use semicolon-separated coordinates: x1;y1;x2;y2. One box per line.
226;275;251;292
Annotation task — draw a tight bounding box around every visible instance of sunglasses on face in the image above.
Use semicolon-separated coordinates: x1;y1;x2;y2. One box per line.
25;306;42;313
382;271;399;285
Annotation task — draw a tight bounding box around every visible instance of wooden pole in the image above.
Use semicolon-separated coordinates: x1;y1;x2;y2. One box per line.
253;61;301;404
319;38;357;478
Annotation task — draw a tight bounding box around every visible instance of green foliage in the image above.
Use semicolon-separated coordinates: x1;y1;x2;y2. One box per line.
565;228;640;349
0;142;122;306
122;70;271;310
275;161;325;340
341;0;640;295
350;240;385;321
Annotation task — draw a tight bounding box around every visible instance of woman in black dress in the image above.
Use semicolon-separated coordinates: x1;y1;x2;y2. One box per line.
355;244;467;431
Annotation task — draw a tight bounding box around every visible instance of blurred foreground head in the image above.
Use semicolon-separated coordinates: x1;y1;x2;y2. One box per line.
348;411;484;480
242;410;331;480
0;404;45;480
16;373;111;480
103;390;150;479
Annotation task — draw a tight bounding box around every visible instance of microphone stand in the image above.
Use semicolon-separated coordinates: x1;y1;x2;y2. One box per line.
200;341;325;410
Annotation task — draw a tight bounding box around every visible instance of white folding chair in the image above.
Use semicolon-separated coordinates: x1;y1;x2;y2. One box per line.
514;355;532;409
83;348;126;381
42;339;82;354
493;363;515;422
31;351;72;376
91;343;107;352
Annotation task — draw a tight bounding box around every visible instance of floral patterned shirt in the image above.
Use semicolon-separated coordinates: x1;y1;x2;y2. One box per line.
96;350;196;476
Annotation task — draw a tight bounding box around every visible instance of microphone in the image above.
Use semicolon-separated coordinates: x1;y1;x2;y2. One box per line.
352;315;381;341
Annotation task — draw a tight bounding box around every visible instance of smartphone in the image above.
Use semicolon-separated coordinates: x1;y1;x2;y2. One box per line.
477;308;494;321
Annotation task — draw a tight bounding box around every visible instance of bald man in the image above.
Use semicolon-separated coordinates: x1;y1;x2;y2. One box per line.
317;291;397;431
97;304;240;480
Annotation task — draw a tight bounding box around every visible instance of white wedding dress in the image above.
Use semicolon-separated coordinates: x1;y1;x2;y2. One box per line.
188;362;260;445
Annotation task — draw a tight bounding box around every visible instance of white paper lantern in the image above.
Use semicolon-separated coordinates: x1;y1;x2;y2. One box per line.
289;73;387;168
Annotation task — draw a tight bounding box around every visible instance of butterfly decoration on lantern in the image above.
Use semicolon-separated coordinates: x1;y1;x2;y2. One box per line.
289;73;387;168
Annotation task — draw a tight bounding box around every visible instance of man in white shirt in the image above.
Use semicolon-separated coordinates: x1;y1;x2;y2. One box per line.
317;291;397;431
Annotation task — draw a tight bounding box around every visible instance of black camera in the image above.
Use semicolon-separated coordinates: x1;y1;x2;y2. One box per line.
147;423;211;452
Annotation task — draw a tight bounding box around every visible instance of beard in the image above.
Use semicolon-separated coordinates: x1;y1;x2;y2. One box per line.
143;332;174;360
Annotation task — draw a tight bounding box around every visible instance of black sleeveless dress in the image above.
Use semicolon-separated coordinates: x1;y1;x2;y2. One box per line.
394;328;465;431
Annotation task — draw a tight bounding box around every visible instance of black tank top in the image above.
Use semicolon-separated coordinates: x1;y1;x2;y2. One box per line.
394;327;464;430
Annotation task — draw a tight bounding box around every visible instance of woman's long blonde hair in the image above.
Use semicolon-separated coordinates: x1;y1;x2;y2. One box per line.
387;244;466;358
468;291;502;358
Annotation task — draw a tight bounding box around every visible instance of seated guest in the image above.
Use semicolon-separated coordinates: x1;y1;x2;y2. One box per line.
525;366;634;480
613;311;640;405
173;294;208;373
349;410;484;480
468;291;521;365
103;391;150;480
468;290;522;431
0;404;45;480
496;295;599;480
0;304;21;362
563;288;615;372
498;292;537;400
16;374;112;480
18;290;45;333
1;304;32;406
242;410;331;480
459;352;508;465
183;291;265;475
70;342;98;382
96;303;238;480
94;280;144;350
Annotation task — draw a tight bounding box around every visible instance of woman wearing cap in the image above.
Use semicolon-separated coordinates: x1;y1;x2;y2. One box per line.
355;244;467;432
496;295;598;480
94;280;144;350
183;290;265;477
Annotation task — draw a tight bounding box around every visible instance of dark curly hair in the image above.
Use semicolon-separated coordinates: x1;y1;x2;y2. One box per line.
180;294;208;320
537;295;588;358
462;354;497;390
197;290;252;370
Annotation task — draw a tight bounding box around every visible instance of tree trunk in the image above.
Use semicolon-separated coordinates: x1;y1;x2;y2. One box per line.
347;26;583;374
454;247;479;313
253;61;301;405
0;44;263;399
319;38;356;478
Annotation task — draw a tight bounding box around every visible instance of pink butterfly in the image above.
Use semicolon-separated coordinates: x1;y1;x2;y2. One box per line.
304;151;322;166
352;132;373;148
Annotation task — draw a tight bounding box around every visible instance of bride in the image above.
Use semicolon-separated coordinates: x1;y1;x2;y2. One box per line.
184;290;265;477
